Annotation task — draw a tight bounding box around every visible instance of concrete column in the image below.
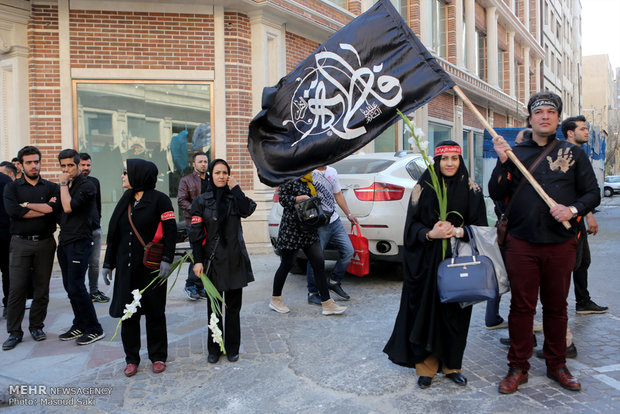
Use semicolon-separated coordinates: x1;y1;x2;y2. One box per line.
523;46;531;99
0;1;30;160
486;7;498;87
455;0;464;67
464;0;476;72
534;57;542;92
58;0;73;148
213;5;226;160
508;31;515;97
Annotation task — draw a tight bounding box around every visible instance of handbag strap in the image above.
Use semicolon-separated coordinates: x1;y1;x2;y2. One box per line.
452;226;478;259
350;222;362;237
503;139;559;218
127;204;163;247
128;204;147;248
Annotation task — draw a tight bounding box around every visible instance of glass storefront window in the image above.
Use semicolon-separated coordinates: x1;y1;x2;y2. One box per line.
473;131;484;187
374;124;397;152
73;81;214;235
427;122;451;151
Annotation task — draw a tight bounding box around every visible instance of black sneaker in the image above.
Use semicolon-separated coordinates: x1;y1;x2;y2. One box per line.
90;290;110;303
184;285;200;301
500;334;537;347
576;300;608;314
198;288;208;300
76;331;105;345
307;292;321;306
59;328;83;341
328;281;350;300
2;335;22;351
536;343;577;359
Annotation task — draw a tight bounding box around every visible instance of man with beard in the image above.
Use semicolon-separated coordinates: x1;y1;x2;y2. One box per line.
2;146;59;350
178;151;209;300
78;153;109;303
490;93;600;394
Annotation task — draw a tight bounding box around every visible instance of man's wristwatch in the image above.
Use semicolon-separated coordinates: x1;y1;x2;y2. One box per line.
22;202;29;208
59;181;68;186
568;206;578;218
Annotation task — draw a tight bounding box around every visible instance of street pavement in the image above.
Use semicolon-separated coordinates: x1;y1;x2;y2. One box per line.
1;199;620;413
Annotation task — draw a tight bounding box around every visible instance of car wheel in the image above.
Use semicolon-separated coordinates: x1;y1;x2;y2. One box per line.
604;187;613;197
290;258;308;274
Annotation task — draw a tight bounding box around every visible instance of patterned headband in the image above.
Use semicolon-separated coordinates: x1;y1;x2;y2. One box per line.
530;99;559;112
434;145;461;157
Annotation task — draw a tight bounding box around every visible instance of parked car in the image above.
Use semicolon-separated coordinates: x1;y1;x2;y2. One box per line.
603;175;620;197
268;152;427;272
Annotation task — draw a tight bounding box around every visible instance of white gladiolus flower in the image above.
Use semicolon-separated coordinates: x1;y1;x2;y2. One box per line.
414;127;425;138
208;312;224;346
131;289;142;303
419;141;429;152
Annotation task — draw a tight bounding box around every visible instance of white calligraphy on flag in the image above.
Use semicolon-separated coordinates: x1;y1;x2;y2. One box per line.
284;43;403;146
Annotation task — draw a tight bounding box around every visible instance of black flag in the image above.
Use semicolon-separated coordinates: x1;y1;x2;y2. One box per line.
248;0;455;186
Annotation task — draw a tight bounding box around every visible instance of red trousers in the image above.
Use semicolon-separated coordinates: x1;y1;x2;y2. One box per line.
504;234;577;371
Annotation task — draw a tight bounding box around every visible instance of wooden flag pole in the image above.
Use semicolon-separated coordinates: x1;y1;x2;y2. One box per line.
452;85;571;230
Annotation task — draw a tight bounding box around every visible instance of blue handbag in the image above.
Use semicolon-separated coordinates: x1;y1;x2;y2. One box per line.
436;226;499;304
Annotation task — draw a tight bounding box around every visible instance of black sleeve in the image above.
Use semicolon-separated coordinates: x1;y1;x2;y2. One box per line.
189;197;206;263
158;194;177;264
488;159;512;202
3;181;28;218
571;146;601;215
231;185;256;218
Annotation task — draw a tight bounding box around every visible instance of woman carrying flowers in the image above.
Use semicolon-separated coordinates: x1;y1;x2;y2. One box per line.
383;139;487;389
190;159;256;364
102;159;176;377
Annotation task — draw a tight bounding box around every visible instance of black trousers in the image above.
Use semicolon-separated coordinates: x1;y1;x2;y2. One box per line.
207;288;243;356
573;231;592;305
0;235;9;308
273;241;330;301
57;239;102;334
121;283;168;365
6;236;56;336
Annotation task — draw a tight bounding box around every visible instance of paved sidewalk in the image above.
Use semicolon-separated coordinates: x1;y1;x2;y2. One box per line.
1;204;620;413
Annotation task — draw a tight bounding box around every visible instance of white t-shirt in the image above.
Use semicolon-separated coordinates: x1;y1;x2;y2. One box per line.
312;166;341;224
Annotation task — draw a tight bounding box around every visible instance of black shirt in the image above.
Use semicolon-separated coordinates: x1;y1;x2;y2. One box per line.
488;137;600;244
0;172;12;238
3;176;60;237
85;175;101;229
58;174;97;245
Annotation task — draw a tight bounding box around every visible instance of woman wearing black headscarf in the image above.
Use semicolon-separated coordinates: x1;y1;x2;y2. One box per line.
383;140;488;389
190;159;256;363
102;159;176;377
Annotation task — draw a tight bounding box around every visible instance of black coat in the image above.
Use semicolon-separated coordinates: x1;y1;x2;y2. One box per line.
104;189;176;318
189;185;256;292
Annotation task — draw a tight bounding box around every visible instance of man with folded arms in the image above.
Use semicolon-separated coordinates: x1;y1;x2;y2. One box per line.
489;92;600;394
2;146;59;350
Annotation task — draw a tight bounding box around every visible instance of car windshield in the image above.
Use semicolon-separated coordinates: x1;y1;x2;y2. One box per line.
333;159;394;174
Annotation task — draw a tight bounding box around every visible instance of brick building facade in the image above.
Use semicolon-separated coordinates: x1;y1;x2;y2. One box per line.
1;0;544;251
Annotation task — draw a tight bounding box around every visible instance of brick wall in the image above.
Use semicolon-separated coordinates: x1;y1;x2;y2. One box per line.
285;31;320;73
69;10;215;70
428;92;454;120
29;3;63;177
223;12;254;190
463;103;485;130
493;112;507;128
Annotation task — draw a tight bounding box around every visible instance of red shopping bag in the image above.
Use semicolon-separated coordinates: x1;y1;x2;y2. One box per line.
346;223;369;277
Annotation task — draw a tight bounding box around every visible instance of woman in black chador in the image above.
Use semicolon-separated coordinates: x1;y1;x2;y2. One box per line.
383;140;487;389
103;159;176;377
190;159;256;364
